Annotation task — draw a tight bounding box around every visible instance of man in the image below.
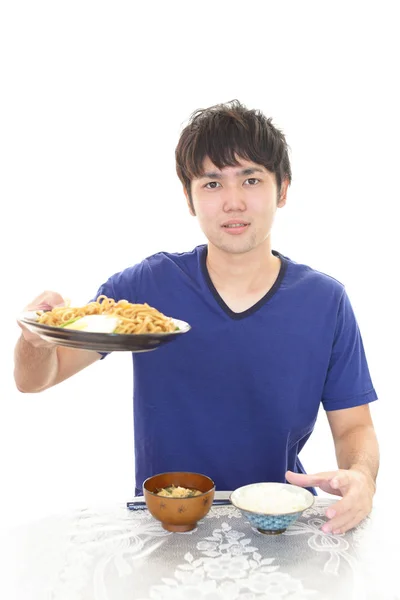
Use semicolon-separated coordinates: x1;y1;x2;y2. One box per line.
14;100;379;535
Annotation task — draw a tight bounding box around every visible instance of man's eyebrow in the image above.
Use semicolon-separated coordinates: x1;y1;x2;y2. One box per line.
199;167;265;179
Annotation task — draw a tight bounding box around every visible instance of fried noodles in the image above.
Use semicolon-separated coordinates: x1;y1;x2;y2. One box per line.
37;295;176;334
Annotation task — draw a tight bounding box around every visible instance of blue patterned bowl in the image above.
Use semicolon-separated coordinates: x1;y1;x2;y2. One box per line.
230;482;315;535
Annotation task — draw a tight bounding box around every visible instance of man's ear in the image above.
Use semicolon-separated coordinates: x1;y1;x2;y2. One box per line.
277;178;289;208
184;186;196;216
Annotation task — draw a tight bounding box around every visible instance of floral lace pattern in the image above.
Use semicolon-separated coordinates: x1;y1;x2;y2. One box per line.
8;499;394;600
139;521;317;599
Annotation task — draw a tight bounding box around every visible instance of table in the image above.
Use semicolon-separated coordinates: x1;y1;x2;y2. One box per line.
3;497;400;600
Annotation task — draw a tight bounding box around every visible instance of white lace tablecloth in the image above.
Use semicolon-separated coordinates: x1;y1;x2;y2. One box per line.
3;498;400;600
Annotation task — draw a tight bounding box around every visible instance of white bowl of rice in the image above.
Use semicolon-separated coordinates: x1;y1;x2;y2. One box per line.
230;482;315;535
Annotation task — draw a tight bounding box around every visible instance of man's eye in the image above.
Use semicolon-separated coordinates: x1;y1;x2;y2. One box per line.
245;178;260;185
205;182;221;189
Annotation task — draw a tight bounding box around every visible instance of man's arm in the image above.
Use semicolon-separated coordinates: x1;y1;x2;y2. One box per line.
14;334;100;393
286;404;379;534
327;404;379;484
14;290;101;393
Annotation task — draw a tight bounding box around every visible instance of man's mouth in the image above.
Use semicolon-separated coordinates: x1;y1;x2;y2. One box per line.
221;221;250;235
222;223;248;228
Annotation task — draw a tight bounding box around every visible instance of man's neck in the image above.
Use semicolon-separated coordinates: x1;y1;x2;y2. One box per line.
206;240;281;295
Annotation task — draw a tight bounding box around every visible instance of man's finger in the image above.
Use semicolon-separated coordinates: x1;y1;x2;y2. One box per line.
322;496;357;532
323;508;364;534
332;511;368;535
285;470;338;486
330;472;350;490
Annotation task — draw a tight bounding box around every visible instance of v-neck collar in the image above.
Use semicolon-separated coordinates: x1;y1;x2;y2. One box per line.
200;245;288;320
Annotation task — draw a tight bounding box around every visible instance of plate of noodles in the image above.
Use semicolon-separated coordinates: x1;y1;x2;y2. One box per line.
18;295;191;352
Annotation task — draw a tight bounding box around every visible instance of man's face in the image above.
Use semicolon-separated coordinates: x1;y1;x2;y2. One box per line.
187;157;288;255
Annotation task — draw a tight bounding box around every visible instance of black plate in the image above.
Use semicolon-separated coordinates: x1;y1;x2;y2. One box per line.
18;313;191;353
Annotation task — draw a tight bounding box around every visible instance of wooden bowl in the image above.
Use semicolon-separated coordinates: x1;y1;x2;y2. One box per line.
143;471;215;532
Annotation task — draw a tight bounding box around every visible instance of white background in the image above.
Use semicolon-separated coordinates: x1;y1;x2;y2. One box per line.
0;1;399;532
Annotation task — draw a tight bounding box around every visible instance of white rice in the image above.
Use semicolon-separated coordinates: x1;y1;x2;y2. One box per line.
234;484;308;514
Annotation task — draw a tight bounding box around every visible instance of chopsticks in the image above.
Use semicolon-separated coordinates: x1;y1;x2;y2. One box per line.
126;498;231;511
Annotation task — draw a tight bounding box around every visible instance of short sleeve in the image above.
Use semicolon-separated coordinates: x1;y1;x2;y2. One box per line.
322;290;378;411
89;278;117;306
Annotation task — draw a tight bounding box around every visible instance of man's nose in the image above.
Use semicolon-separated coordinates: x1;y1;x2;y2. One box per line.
223;187;246;211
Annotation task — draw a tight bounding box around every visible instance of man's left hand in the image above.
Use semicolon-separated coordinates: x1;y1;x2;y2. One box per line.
285;468;375;534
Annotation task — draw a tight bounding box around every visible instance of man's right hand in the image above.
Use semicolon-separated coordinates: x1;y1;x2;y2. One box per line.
15;291;100;393
18;291;66;347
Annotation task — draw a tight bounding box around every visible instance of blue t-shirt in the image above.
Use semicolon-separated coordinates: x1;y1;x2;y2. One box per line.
94;245;377;495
